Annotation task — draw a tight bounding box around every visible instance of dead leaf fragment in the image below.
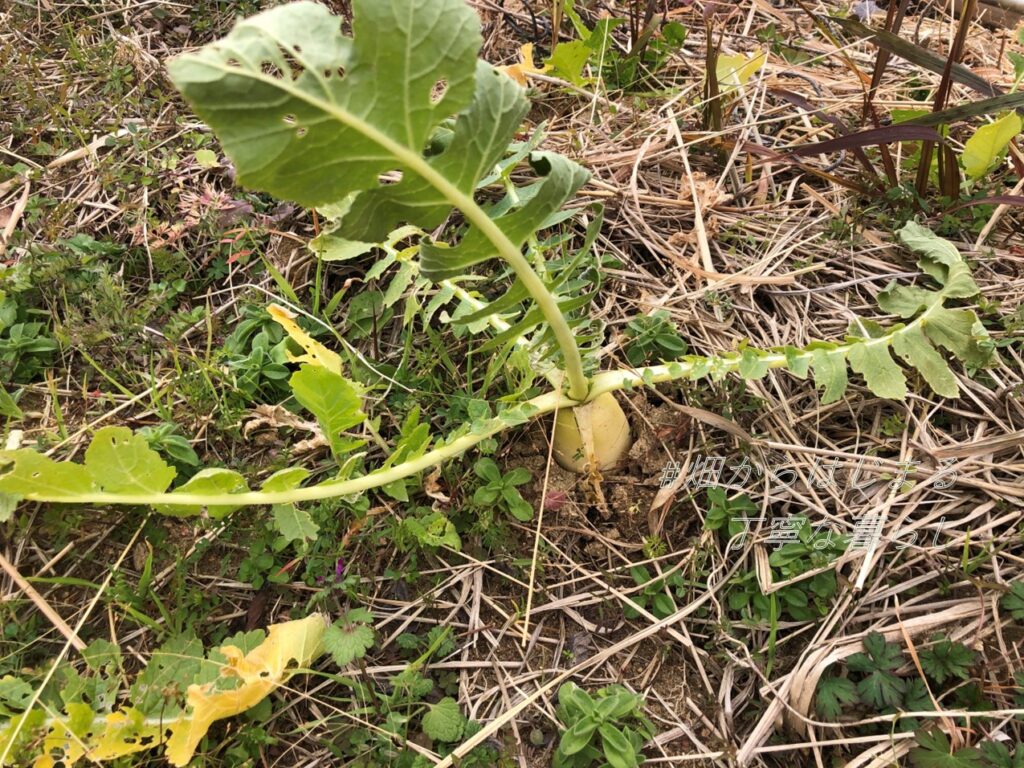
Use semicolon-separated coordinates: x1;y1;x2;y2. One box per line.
267;304;342;374
499;43;550;86
165;613;327;766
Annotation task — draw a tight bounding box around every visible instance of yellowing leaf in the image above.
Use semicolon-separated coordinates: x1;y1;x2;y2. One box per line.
267;304;342;374
79;708;163;762
26;706;163;767
164;613;327;766
0;615;327;767
962;111;1022;180
499;43;550;86
716;49;767;93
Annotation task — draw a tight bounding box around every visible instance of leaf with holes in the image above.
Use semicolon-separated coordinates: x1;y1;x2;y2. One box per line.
0;449;97;503
84;427;177;496
169;0;589;302
0;426;177;503
268;303;343;374
0;614;326;767
167;1;480;210
165;613;327;765
129;635;205;718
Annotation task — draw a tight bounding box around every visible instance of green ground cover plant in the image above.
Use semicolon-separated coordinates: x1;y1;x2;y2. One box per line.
812;626;1024;767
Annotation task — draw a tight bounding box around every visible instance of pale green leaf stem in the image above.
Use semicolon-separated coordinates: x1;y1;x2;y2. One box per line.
0;304;969;510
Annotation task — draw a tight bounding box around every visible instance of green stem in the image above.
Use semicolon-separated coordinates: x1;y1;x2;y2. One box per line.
21;389;576;508
239;70;591;402
3;319;921;509
589;313;928;398
408;155;590;400
589;347;797;396
443;279;562;389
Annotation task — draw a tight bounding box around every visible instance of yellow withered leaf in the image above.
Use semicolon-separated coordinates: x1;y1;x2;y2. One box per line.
962;111;1023;181
499;43;550;86
27;705;162;767
715;49;767;93
164;613;327;766
267;304;342;375
1;614;327;767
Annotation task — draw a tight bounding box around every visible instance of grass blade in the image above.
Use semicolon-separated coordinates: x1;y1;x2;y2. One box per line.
830;15;1002;98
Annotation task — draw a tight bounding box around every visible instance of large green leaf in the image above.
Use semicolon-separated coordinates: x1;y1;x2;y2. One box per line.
167;0;480;209
0;450;97;502
337;60;529;243
786;223;991;402
847;342;908;400
419;152;590;280
0;430;248;516
896;221;978;298
0;427;175;503
877;283;939;318
169;0;588;287
922;307;992;366
810;347;849;404
892;325;959;398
